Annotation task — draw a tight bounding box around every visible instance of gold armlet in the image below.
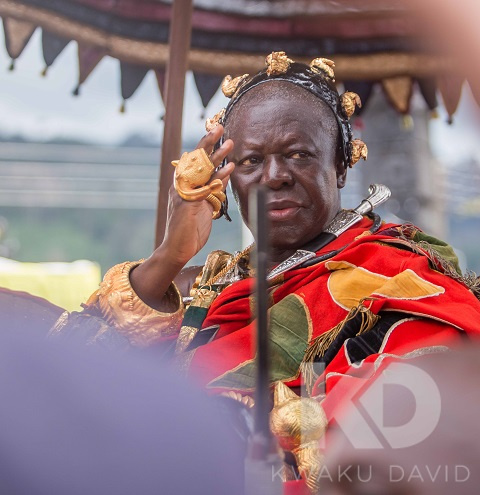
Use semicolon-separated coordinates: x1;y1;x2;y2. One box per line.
86;261;184;347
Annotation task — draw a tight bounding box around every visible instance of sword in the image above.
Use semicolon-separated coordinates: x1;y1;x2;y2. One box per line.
267;184;391;280
244;185;283;495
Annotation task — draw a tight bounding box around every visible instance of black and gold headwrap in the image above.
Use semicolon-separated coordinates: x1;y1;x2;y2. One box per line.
206;51;367;219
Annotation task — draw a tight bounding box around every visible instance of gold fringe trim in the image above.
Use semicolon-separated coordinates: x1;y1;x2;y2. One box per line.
302;302;379;394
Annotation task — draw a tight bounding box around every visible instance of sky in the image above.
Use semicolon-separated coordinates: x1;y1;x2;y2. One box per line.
0;25;227;146
0;23;479;166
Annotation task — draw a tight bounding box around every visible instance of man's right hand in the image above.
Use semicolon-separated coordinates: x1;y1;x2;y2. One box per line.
130;125;234;311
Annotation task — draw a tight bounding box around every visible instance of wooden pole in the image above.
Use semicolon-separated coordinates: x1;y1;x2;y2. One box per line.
154;0;194;247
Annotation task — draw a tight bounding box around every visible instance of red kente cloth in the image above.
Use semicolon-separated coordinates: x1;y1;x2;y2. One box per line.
185;217;480;398
181;217;480;495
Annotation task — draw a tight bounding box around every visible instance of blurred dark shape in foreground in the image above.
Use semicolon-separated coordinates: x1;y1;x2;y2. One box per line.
0;299;244;495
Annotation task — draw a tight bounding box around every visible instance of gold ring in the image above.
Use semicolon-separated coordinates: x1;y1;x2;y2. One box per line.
206;193;222;219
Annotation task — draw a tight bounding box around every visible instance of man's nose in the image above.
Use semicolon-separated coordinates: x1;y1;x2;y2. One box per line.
260;155;294;189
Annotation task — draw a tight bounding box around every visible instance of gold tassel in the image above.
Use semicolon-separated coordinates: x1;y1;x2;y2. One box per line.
119;100;126;113
40;66;48;77
302;304;379;394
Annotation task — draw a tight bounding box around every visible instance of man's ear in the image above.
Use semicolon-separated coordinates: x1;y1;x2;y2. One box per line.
337;167;347;188
335;149;347;189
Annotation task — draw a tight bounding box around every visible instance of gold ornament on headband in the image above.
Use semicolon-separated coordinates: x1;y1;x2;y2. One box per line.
221;74;249;98
171;149;225;219
341;91;362;119
265;51;293;76
205;108;226;132
350;139;368;167
310;57;335;80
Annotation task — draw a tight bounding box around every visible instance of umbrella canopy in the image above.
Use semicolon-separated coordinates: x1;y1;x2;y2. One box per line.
0;0;474;117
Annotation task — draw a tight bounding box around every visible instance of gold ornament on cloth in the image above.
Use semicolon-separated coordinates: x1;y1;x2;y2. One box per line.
310;58;335;80
85;261;184;347
341;91;362;118
205;108;225;132
221;74;250;98
350;139;368;166
265;51;293;76
172;148;225;219
270;382;328;493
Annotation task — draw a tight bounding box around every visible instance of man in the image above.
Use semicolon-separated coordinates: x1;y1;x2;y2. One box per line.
53;53;480;493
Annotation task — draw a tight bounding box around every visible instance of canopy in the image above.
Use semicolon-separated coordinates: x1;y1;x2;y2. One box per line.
2;0;476;116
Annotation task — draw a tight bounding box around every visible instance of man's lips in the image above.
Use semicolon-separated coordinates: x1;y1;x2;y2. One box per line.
267;201;302;221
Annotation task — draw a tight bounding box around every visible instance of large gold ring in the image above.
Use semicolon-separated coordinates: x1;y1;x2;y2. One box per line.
172;149;224;207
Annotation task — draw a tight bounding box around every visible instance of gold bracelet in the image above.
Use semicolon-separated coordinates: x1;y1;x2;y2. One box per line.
85;261;184;347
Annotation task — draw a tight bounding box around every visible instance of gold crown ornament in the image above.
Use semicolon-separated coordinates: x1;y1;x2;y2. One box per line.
221;74;250;98
208;51;368;173
205;108;226;132
310;57;335;80
265;51;293;76
341;91;362;118
350;139;368;166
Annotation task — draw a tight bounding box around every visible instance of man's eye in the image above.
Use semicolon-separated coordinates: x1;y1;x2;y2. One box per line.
289;151;311;159
240;156;262;166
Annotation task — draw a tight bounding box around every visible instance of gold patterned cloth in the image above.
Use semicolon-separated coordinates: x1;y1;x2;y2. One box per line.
83;261;184;347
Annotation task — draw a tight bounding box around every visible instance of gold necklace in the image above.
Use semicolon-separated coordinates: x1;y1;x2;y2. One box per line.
203;243;254;287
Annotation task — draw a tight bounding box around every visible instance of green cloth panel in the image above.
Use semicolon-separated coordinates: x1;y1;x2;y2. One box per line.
181;305;209;329
413;231;462;275
208;294;311;390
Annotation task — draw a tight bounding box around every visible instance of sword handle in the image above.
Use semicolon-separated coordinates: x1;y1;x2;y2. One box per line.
354;184;391;216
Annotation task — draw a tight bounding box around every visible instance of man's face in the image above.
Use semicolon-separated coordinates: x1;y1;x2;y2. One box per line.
225;82;346;256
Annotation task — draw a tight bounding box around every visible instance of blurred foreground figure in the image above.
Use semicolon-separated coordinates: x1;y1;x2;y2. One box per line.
0;323;244;495
321;347;480;495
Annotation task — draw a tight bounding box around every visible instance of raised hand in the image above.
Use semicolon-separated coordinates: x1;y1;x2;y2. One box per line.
162;125;234;266
130;125;234;310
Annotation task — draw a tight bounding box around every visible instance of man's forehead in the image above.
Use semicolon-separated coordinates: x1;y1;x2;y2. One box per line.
230;79;329;109
224;83;337;139
232;129;318;150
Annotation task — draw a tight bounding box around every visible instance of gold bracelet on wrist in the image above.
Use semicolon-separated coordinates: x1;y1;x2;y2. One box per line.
85;261;184;347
